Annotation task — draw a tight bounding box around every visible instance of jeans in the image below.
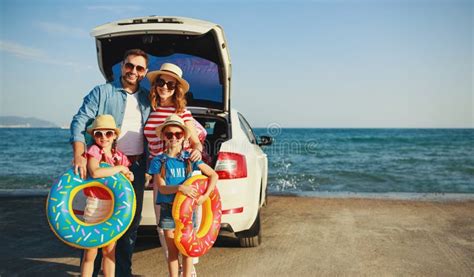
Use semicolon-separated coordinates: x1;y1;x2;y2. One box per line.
158;203;197;230
115;156;146;277
82;156;146;277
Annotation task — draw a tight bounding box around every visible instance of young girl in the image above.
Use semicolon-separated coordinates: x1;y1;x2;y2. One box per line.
148;114;218;277
81;114;134;277
144;62;206;274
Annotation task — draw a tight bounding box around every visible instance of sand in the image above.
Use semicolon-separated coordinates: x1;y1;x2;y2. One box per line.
0;195;473;276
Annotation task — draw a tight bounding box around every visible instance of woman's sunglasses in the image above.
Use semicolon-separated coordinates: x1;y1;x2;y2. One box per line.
93;130;115;139
155;78;177;90
164;131;184;140
123;62;146;74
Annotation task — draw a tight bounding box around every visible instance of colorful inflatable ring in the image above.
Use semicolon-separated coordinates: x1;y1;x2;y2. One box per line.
46;164;136;249
172;175;222;257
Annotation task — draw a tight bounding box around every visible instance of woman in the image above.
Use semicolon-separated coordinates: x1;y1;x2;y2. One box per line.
144;63;203;161
144;62;204;276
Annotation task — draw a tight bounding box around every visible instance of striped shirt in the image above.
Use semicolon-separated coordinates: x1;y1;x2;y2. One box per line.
144;106;193;158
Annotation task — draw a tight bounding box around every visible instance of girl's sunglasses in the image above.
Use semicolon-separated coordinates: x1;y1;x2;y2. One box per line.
155;78;177;90
93;130;115;139
164;131;184;140
123;62;146;74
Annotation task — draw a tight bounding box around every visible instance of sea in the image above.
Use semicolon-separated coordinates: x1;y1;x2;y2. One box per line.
1;128;473;198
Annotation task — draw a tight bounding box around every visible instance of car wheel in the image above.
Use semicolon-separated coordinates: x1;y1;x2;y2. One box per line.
236;210;261;247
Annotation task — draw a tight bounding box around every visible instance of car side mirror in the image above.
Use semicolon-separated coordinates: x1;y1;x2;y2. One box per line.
258;135;273;146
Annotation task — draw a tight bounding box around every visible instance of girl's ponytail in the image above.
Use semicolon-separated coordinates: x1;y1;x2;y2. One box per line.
160;140;167;179
182;141;192;176
112;140;119;166
160;161;166;179
186;159;192;177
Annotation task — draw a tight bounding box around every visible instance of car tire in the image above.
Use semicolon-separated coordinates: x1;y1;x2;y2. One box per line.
236;210;261;247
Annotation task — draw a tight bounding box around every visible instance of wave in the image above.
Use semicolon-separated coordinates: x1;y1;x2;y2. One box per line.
270;191;474;201
2;128;473;194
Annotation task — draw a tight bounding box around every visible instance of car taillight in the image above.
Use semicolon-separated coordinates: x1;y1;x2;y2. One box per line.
215;152;247;179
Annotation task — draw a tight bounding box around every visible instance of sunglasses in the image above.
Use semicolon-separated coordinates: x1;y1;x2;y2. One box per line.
93;130;115;139
123;62;146;74
164;131;184;140
155;78;177;90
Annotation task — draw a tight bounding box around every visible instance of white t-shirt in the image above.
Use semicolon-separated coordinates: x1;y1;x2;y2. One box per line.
117;92;144;155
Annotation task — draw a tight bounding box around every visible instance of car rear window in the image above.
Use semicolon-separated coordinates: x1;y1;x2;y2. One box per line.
112;54;224;109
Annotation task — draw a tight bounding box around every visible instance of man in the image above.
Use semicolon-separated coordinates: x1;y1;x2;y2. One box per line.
70;49;150;277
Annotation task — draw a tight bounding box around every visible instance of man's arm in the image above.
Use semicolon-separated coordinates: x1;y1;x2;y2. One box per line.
70;86;101;178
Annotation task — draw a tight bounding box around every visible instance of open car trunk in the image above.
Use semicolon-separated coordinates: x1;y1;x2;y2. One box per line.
91;16;232;113
193;114;229;167
91;16;234;166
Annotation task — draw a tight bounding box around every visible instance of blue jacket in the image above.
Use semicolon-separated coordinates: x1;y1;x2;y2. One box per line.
70;78;151;145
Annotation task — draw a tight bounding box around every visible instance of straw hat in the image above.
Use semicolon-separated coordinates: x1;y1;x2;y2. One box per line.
87;114;121;136
155;114;191;140
146;63;190;93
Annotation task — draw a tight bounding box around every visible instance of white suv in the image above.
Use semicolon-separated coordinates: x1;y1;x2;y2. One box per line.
91;16;272;247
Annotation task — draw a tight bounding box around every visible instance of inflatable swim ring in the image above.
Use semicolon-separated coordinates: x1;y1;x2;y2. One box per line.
46;164;136;249
172;175;222;257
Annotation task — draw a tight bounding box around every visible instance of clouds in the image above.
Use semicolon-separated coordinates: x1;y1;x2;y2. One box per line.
37;22;89;39
86;5;143;13
0;19;93;70
0;40;44;60
0;40;93;70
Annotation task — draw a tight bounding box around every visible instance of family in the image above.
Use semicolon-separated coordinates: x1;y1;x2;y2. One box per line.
70;49;217;277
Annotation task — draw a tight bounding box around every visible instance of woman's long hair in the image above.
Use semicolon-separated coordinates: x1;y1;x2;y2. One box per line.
149;74;187;113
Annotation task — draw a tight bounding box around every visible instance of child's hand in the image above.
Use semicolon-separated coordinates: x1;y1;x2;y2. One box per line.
119;166;130;175
125;171;134;182
144;173;153;189
189;148;202;162
197;195;208;205
179;185;198;199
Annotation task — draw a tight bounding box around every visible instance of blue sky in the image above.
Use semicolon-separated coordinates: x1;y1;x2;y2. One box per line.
0;0;472;128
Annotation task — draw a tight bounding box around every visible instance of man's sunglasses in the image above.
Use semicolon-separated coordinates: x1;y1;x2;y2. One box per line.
93;130;115;139
163;131;184;140
155;78;177;90
124;62;146;74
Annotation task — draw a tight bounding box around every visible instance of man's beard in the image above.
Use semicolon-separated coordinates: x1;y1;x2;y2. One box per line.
122;73;142;86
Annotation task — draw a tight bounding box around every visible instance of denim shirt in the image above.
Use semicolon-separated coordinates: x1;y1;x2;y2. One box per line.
70;78;151;145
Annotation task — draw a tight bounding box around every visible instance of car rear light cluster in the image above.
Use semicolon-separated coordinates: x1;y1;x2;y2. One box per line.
222;207;244;214
215;152;247;179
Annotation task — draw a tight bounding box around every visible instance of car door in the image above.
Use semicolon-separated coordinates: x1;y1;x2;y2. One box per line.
237;113;268;204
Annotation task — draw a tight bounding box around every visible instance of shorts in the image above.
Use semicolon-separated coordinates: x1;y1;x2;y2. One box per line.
83;197;112;224
158;203;197;230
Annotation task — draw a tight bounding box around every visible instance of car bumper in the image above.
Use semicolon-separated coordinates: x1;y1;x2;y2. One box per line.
140;178;259;233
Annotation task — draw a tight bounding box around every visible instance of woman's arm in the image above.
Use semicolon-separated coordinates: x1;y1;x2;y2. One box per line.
196;163;218;205
153;173;198;198
87;157;130;179
185;120;203;162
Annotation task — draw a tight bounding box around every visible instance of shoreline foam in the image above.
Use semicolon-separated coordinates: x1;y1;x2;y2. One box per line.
272;191;474;201
1;188;474;202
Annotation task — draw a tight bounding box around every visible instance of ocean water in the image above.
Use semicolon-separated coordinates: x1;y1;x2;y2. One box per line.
0;128;473;195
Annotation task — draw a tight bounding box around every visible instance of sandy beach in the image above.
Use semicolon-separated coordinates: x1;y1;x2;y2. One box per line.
1;195;473;276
